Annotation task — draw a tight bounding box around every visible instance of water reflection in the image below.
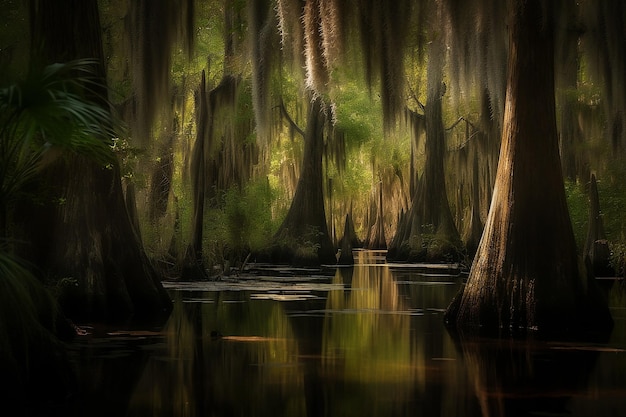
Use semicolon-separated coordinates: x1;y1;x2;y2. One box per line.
63;251;626;417
455;336;603;417
128;292;305;417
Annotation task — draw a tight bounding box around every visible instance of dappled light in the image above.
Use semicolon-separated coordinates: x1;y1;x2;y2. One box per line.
3;0;626;415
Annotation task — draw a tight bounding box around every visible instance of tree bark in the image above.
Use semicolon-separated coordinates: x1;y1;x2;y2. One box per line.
365;182;388;250
22;0;171;321
337;214;355;265
387;34;462;262
445;0;612;334
462;150;484;259
268;96;336;265
181;71;245;278
341;211;362;249
181;71;209;280
148;120;175;221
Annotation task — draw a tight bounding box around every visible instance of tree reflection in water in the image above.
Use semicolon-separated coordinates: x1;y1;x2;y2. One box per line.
455;336;602;417
64;250;626;417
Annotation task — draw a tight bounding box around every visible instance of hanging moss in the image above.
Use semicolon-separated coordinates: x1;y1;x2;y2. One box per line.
276;0;304;62
276;0;420;129
580;0;626;151
445;0;612;335
444;0;508;125
388;23;463;263
249;0;277;143
127;0;195;144
259;97;336;266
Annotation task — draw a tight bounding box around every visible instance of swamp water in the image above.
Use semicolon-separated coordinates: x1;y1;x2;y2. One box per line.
62;250;626;417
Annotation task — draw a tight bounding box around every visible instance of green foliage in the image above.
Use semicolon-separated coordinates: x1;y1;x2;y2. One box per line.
596;165;626;273
224;180;276;252
0;59;116;212
597;167;626;242
332;79;383;148
325;75;411;238
331;78;412;176
235;79;257;144
272;224;325;265
203;179;277;265
565;180;588;247
331;150;373;203
110;136;145;181
566;172;626;267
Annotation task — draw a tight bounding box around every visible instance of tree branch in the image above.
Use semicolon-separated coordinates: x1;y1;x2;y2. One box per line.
277;99;305;138
406;79;425;112
445;116;478;131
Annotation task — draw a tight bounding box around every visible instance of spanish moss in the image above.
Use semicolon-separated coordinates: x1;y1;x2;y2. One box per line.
127;0;195;145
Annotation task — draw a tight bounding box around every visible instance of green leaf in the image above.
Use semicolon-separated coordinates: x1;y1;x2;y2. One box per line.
0;59;118;208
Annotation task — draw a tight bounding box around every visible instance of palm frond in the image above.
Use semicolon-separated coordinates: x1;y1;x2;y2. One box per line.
0;59;117;208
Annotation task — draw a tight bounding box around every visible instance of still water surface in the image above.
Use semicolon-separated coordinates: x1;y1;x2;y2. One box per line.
66;250;626;417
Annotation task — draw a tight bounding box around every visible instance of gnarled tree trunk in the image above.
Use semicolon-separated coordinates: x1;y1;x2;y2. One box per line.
388;33;462;262
21;0;171;321
445;0;611;334
266;97;336;266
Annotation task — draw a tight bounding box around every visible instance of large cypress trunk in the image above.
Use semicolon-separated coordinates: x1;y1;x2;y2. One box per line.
268;97;336;265
22;0;171;322
23;157;172;321
387;34;462;262
445;0;611;334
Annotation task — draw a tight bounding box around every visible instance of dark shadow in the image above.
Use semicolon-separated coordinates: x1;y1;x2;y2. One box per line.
445;328;612;417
